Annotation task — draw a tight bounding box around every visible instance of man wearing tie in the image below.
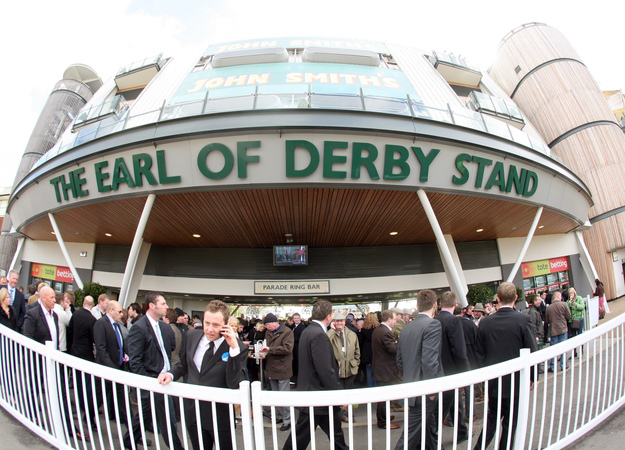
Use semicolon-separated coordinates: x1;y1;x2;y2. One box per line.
1;270;26;331
93;301;128;424
123;292;182;450
159;300;248;450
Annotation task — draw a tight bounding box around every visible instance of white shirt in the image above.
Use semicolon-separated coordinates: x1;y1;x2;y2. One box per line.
52;303;72;352
146;314;170;373
188;335;241;373
39;301;58;350
91;306;104;320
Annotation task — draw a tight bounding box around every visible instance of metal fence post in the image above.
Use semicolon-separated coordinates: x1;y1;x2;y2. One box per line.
44;341;66;448
251;381;266;450
514;348;532;449
239;381;255;450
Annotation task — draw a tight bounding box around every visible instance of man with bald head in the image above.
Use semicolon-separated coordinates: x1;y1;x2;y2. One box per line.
94;300;129;425
23;286;58;349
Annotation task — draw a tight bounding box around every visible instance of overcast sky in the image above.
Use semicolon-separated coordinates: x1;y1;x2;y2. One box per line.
2;0;624;187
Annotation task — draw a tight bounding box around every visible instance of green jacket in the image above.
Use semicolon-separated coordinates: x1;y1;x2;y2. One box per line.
567;295;585;321
327;328;360;378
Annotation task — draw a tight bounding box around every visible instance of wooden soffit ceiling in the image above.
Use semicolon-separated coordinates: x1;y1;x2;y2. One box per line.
21;188;579;247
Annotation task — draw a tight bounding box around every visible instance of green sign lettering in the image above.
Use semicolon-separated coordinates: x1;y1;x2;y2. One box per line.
383;145;410;180
286;140;319;177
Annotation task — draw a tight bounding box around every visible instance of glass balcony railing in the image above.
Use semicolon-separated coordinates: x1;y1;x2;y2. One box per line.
72;95;128;129
116;54;164;77
33;86;554;170
429;51;480;72
468;91;524;123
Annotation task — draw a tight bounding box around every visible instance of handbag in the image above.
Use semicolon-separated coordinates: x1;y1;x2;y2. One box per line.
571;319;582;330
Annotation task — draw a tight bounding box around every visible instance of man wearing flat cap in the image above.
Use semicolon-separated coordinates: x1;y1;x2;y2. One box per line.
260;313;294;431
327;313;360;422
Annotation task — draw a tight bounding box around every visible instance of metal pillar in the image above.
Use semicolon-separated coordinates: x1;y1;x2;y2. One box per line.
48;213;84;289
119;194;156;308
575;230;599;285
506;207;543;283
8;236;25;272
417;189;468;307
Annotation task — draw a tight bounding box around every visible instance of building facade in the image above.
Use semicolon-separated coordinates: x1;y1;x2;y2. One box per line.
6;31;609;311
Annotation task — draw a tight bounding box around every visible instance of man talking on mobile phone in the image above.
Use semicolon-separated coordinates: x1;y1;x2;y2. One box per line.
159;299;248;450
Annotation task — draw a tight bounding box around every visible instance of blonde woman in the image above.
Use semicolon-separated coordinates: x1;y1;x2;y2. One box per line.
0;288;17;331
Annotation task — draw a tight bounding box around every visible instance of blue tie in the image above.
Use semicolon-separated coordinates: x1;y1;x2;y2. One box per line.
9;288;14;306
113;323;124;366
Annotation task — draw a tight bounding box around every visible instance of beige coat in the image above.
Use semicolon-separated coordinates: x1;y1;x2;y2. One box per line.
327;327;360;378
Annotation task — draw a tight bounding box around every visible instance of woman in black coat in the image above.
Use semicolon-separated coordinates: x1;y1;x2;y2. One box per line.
0;288;17;331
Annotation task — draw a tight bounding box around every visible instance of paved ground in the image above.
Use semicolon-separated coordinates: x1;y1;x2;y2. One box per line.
2;296;624;449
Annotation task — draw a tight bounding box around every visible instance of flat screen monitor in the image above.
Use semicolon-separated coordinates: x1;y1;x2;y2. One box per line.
273;245;308;266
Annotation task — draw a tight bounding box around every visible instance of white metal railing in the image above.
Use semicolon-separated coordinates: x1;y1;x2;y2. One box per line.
1;309;624;450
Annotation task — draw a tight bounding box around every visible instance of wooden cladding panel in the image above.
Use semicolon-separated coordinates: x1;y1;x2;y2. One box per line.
489;24;582;96
21;197;147;245
552;125;625;216
513;62;616;143
20;188;579;249
582;214;625;299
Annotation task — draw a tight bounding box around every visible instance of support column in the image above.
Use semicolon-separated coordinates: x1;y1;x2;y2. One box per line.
48;213;84;289
417;189;468;307
119;194;156;308
124;241;151;307
575;230;599;287
506;207;543;283
8;236;25;272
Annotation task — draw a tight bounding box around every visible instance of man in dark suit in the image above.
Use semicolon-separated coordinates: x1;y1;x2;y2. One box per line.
436;291;471;441
23;285;58;348
68;295;98;425
290;312;306;383
473;282;537;450
159;300;248;450
123;292;182;450
372;309;401;429
94;300;129;424
394;289;443;450
2;269;26;331
283;300;348;450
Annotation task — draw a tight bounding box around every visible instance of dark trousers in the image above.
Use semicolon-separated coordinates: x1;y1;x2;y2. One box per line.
185;401;234;450
282;407;348;450
124;391;183;450
74;369;97;425
188;425;232;450
376;380;397;425
442;389;468;438
103;368;128;425
473;395;519;450
394;397;438;450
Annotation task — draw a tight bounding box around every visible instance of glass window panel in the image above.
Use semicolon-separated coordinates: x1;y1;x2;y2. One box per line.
450;105;486;131
535;275;547;288
364;96;410;115
205;96;255;113
258;84;309;95
491;96;509;115
208;86;256;98
483;115;512;139
473;92;494;111
509;126;531;147
310;93;362;110
506;102;523;119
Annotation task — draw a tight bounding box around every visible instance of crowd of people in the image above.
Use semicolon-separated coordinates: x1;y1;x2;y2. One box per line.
0;270;599;450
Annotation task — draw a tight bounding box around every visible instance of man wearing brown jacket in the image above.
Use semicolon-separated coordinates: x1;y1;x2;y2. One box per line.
545;290;571;372
261;314;294;431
